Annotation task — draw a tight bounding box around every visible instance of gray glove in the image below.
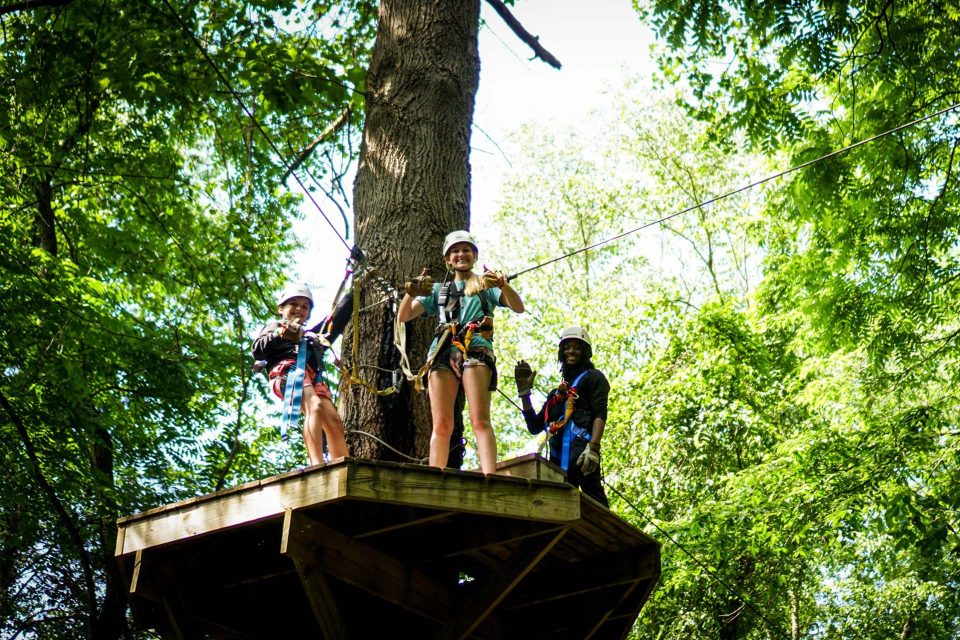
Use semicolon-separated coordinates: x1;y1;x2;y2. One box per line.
577;441;601;475
514;360;536;396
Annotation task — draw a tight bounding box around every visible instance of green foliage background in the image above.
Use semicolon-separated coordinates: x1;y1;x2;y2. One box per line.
1;0;958;638
486;2;960;637
0;1;374;636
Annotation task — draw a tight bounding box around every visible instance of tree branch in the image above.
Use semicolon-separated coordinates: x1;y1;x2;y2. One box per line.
484;0;562;69
281;106;352;184
0;0;71;16
0;389;98;626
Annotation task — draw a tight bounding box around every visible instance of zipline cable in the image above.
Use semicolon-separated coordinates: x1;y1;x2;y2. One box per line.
160;0;353;253
346;429;426;463
602;478;792;639
345;429;466;464
495;386;524;412
508;101;960;281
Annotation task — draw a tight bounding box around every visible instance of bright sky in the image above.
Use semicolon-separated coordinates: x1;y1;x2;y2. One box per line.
472;0;653;245
293;0;653;308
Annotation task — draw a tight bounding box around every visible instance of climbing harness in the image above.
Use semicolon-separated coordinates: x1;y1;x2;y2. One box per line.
543;370;591;471
279;335;309;442
396;277;498;392
261;249;404;444
436;280;459;324
449;316;494;356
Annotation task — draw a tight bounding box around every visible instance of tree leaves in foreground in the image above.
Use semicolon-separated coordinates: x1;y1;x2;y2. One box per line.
622;1;960;637
0;1;374;637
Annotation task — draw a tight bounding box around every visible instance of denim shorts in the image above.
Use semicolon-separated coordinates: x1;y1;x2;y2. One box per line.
430;344;498;391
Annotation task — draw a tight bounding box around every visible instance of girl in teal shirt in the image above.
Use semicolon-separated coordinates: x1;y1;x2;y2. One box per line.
397;230;524;473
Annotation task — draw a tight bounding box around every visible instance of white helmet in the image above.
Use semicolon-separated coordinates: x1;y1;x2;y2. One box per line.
276;283;314;309
557;326;592;363
559;326;591;348
442;230;479;257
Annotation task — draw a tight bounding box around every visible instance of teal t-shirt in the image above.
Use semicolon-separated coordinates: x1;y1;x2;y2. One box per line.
416;280;502;354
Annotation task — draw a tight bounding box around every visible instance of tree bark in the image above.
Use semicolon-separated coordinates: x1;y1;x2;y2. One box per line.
90;420;128;640
34;177;58;258
788;588;799;640
343;0;481;464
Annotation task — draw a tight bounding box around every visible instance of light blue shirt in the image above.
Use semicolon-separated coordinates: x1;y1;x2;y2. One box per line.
416;280;502;354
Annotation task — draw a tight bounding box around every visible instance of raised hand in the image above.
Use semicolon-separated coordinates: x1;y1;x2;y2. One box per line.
404;267;435;296
514;359;537;396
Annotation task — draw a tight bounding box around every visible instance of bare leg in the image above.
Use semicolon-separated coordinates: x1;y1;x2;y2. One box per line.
318;395;348;459
428;368;459;468
301;386;325;465
462;364;496;474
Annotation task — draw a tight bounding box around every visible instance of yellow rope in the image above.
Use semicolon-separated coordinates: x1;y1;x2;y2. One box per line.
327;268;402;397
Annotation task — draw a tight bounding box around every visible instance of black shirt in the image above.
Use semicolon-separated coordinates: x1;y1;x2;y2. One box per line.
523;368;610;435
251;321;324;372
251;291;353;372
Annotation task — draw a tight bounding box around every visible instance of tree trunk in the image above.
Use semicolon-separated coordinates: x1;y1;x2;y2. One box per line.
719;600;740;640
91;424;127;640
788;588;799;640
343;0;481;464
33;177;58;257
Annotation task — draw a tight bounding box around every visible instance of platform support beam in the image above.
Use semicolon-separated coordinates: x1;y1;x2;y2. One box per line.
281;509;451;621
130;549;203;640
288;554;348;640
435;526;569;640
508;546;661;607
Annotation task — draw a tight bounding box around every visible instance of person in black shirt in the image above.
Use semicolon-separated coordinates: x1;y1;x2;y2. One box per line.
516;326;609;506
252;283;351;465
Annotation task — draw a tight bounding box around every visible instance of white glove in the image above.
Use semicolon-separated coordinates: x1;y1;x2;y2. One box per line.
577;441;601;475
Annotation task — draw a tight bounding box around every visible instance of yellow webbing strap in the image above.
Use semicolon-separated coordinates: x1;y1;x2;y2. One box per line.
393;311;417;387
563;392;577;424
449;316;493;357
547;389;579;435
451;324;474;355
417;325;453;389
337;361;401;397
330;270;400;397
396;323;454;393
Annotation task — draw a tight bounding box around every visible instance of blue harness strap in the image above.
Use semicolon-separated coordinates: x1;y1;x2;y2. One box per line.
553;370;590;471
280;336;309;442
559;421;592;471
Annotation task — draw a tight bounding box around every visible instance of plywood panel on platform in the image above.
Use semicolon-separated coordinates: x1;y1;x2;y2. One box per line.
116;466;348;555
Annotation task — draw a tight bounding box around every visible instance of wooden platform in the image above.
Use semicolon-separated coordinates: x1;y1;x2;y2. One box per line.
116;454;660;639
